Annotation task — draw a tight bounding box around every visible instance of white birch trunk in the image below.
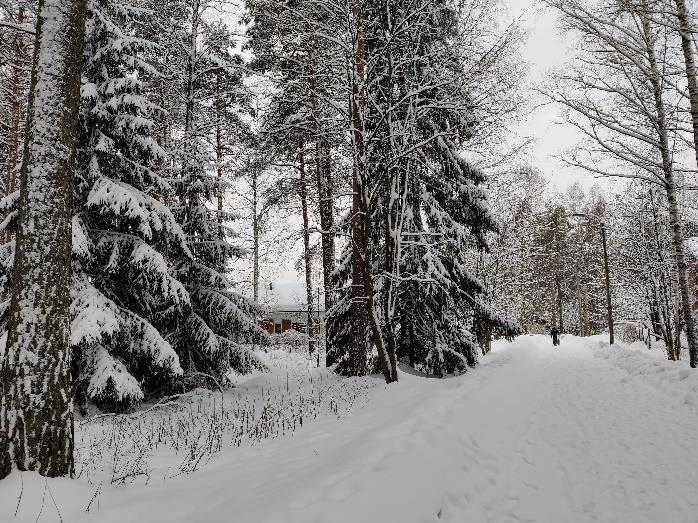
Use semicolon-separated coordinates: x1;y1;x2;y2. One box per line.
1;0;87;479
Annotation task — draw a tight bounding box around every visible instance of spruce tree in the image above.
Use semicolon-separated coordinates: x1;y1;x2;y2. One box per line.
165;0;266;385
71;0;191;411
327;0;521;377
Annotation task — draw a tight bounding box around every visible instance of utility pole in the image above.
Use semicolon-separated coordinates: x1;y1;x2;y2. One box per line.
600;222;615;345
571;213;614;345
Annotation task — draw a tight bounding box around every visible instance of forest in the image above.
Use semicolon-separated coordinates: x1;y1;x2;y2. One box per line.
2;0;698;521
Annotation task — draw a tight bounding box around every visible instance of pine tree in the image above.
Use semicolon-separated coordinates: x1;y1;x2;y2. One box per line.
245;0;345;358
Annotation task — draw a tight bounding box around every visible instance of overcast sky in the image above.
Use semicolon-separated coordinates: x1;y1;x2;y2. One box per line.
501;0;599;190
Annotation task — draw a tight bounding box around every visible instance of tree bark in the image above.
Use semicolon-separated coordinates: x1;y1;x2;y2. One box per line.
307;49;334;363
576;270;584;336
4;6;27;243
349;170;369;376
252;164;260;304
0;0;87;479
674;0;698;363
319;140;335;309
582;283;590;336
557;276;564;334
307;49;335;314
184;0;199;137
350;0;394;382
215;73;224;228
348;0;372;377
380;3;399;382
675;0;698;175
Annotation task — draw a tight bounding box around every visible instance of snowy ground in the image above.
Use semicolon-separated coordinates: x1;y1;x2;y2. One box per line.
4;335;698;522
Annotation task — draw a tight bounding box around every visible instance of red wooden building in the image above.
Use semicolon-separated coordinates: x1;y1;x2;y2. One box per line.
259;305;321;336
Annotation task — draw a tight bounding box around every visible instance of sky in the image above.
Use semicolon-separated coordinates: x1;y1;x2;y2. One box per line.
500;0;634;197
501;0;598;190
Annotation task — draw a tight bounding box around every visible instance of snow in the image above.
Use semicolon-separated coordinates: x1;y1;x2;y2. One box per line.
4;335;698;522
87;347;144;402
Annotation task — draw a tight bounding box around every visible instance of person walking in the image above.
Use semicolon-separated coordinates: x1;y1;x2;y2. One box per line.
551;326;560;347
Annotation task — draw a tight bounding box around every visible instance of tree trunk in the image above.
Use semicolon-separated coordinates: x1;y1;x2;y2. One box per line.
348;0;375;378
184;0;198;136
675;0;698;175
582;283;590;336
298;138;315;356
215;74;224;228
642;12;698;367
252;165;260;304
557;277;564;334
320;140;335;309
674;0;698;363
380;4;399;382
307;49;335;315
307;49;334;363
600;223;614;344
349;170;369;376
0;0;87;480
576;270;584;336
4;6;27;243
349;0;394;382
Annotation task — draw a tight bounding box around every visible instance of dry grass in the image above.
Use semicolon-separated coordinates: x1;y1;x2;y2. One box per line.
75;371;374;485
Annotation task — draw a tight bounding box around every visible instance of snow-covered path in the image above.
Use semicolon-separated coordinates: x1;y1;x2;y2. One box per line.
441;335;698;523
4;335;698;522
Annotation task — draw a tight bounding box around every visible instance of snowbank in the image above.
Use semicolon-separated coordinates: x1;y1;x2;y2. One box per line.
592;338;698;406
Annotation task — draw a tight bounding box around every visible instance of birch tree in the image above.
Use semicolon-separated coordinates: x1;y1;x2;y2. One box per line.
546;0;698;366
611;183;684;357
0;0;87;479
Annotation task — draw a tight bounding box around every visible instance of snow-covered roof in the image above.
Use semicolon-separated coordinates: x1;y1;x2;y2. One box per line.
258;281;325;313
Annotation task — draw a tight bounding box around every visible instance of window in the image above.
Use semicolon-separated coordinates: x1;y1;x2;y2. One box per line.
274;323;282;334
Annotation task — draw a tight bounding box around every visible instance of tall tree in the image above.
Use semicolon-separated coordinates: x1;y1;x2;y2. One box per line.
245;0;347;359
0;2;30;218
328;0;522;379
70;0;191;411
547;0;698;365
159;0;267;384
0;0;87;479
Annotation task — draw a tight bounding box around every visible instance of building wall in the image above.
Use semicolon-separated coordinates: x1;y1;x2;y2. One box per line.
259;311;321;335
